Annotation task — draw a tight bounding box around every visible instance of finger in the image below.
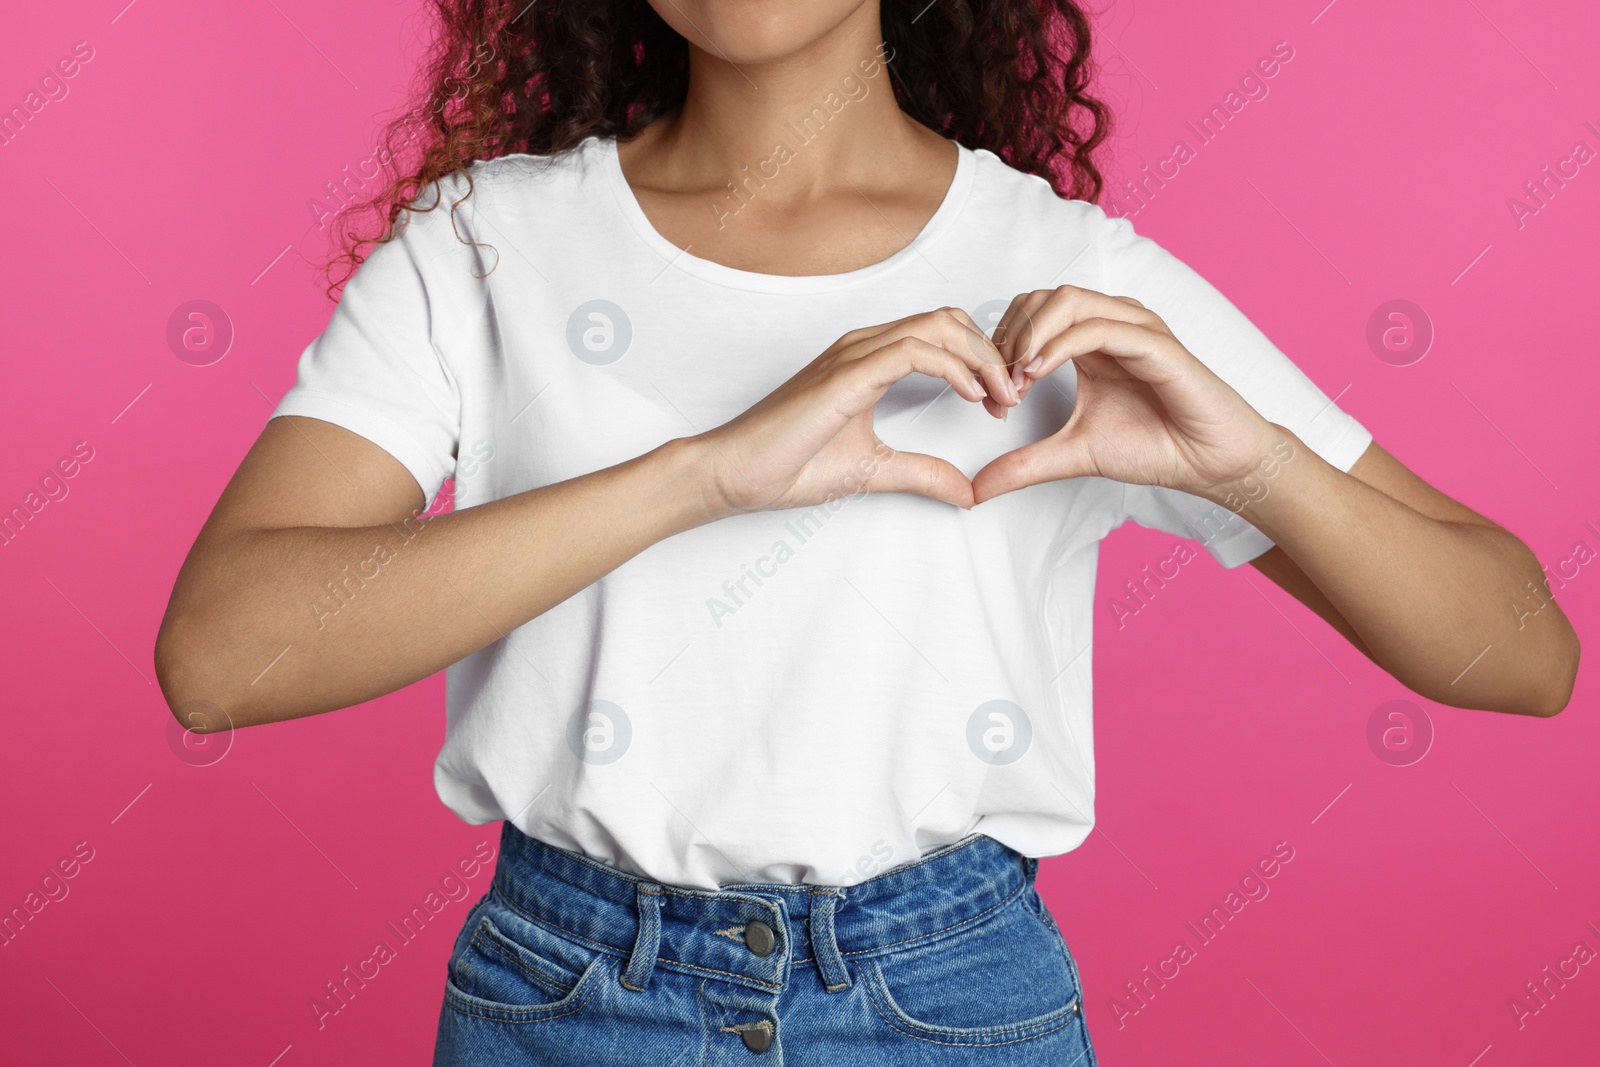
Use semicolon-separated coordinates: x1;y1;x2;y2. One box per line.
1010;285;1168;371
971;432;1097;504
1015;347;1134;406
867;446;975;509
843;309;1019;406
1018;317;1175;386
832;308;938;348
993;292;1048;388
927;307;1021;406
941;307;1024;408
995;289;1056;379
843;335;995;409
843;307;996;363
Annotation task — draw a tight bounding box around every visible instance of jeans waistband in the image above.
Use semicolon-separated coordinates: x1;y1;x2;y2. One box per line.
490;823;1037;996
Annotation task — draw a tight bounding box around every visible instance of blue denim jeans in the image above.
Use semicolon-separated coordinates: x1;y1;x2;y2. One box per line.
433;823;1099;1065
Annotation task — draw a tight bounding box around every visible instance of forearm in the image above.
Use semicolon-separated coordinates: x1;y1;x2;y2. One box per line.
1212;426;1579;716
155;437;724;728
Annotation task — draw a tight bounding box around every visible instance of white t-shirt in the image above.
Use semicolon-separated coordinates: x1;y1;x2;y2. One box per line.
269;135;1371;889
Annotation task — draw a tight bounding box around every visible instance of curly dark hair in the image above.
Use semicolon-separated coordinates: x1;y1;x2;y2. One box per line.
321;0;1113;296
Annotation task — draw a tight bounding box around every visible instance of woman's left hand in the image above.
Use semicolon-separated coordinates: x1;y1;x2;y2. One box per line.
971;285;1283;506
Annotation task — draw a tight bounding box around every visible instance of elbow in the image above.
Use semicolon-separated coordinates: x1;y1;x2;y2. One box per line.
1531;684;1573;720
153;610;196;719
154;612;243;734
1530;627;1580;718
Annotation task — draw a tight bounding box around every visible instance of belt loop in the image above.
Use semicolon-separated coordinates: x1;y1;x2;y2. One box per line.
620;883;662;991
808;888;852;992
1022;854;1040;883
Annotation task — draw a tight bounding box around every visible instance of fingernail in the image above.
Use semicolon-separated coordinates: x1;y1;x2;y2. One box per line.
1024;356;1043;373
973;376;987;397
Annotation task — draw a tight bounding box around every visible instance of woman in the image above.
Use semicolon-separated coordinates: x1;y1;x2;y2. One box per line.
154;0;1579;1063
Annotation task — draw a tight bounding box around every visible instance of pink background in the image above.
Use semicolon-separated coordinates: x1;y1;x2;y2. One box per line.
2;1;1596;1063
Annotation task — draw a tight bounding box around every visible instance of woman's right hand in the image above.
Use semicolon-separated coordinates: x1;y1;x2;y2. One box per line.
696;308;1021;514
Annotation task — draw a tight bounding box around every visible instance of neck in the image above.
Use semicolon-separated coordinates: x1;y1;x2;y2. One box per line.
632;5;929;194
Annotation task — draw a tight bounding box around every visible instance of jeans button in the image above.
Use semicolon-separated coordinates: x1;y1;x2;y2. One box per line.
744;920;776;957
741;1024;772;1053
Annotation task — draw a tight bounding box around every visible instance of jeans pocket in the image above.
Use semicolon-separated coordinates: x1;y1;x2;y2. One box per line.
861;890;1085;1047
443;890;613;1022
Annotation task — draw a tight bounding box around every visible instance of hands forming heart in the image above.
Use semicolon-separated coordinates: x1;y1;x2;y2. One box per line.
699;285;1284;517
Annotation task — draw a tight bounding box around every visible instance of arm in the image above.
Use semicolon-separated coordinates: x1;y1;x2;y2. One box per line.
972;284;1578;718
154;415;719;729
1233;432;1578;717
155;308;1015;730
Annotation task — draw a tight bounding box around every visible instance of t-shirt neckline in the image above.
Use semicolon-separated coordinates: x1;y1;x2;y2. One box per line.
595;134;975;294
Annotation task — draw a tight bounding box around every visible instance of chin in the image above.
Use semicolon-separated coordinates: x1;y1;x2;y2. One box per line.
646;0;874;66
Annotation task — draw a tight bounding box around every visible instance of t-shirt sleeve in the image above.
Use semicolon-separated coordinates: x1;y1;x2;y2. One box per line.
1093;204;1373;569
267;196;464;503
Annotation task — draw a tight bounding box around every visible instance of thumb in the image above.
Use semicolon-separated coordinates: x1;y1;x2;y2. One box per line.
971;432;1097;504
868;447;976;509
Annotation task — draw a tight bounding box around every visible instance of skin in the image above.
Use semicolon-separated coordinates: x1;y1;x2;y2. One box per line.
153;0;1578;731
